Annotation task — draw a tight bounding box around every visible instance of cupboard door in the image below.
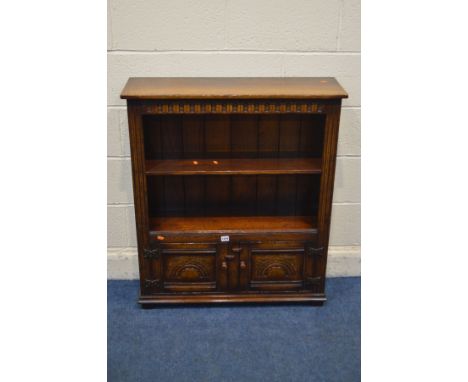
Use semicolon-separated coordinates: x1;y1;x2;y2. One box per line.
243;241;323;292
249;243;305;291
159;243;218;293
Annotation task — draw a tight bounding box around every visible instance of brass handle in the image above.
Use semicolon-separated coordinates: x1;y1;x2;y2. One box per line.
221;261;228;270
240;261;247;269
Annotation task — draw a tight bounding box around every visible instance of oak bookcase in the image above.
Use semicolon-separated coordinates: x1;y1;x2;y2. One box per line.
121;77;348;305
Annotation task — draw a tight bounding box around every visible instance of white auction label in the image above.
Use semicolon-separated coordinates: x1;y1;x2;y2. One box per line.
220;235;230;242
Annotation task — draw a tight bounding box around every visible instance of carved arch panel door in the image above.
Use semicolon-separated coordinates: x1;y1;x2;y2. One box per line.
142;243;218;294
142;242;248;294
239;241;324;293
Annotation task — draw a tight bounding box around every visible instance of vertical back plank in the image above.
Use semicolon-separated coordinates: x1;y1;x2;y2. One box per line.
258;115;280;158
161;115;183;159
276;175;297;215
205;115;230;158
299;114;325;157
182;115;204;158
163;176;184;216
231;115;258;158
279;115;301;158
184;176;205;217
142;116;162;160
232;175;257;216
205;176;231;216
256;175;277;215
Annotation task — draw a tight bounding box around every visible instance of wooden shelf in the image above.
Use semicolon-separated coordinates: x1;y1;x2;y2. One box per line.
150;216;317;234
145;158;322;176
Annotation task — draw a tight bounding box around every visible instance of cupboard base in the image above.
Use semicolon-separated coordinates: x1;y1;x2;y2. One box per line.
139;292;326;305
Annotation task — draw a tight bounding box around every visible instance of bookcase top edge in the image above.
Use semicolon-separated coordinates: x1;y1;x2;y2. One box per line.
120;77;348;100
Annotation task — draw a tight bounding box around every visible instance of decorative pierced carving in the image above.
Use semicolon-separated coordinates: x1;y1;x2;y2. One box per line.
141;101;326;114
143;248;160;260
144;279;161;288
307;247;324;258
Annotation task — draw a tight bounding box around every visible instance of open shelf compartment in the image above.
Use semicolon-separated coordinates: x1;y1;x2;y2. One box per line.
143;113;325;161
143;113;325;235
147;173;320;234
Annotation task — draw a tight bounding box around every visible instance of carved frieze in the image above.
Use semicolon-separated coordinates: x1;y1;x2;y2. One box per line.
141;100;327;114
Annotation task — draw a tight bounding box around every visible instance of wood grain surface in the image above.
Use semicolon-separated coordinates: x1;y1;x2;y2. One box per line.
121;77;348;99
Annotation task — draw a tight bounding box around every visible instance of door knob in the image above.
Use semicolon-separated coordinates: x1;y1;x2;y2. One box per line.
221;261;228;270
240;261;247;269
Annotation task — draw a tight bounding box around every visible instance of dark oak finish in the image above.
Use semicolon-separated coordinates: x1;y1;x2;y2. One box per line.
150;216;316;234
121;77;347;306
145;158;322;175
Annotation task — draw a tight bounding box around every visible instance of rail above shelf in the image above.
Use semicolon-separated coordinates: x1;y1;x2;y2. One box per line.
145;158;322;176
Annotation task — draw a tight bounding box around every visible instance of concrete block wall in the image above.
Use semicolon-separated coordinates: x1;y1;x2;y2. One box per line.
107;0;361;278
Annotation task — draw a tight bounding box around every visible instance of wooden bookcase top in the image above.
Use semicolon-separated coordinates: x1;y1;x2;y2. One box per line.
121;77;348;100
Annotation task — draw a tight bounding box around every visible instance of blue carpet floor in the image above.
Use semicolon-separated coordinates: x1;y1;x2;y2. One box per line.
108;277;360;382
